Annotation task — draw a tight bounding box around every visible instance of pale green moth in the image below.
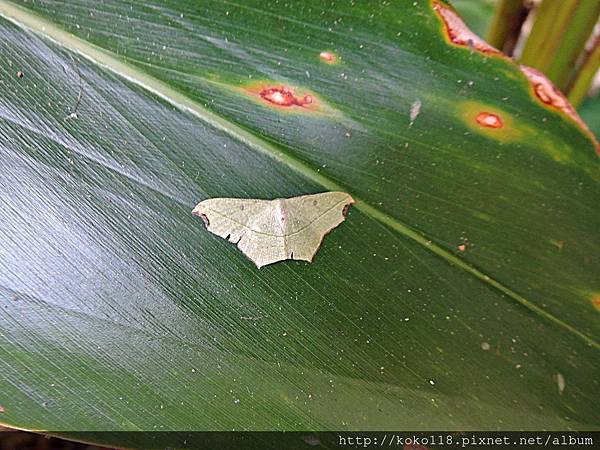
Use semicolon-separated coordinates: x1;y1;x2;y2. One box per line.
192;192;354;268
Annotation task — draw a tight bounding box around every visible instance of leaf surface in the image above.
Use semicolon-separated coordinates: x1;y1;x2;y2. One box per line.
0;0;599;438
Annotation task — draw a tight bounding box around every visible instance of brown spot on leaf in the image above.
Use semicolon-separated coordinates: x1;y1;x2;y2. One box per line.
241;81;326;114
593;295;600;311
519;65;600;155
319;51;337;63
260;86;313;108
476;112;503;128
432;1;505;57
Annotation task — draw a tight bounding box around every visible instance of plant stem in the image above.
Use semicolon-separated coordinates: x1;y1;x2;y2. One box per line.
519;0;600;91
567;36;600;107
486;0;529;56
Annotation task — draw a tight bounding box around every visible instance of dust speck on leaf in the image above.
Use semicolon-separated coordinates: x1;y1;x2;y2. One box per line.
0;405;4;413
481;342;490;351
458;244;466;252
192;192;354;268
16;71;24;78
549;239;564;251
555;372;565;395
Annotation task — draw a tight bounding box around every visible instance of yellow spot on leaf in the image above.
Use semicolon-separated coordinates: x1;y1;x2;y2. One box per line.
458;100;519;142
457;100;572;162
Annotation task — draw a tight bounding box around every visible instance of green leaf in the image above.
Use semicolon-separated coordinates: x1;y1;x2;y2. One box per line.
0;0;599;442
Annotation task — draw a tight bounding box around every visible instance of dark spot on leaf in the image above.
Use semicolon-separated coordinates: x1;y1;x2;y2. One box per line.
16;71;24;78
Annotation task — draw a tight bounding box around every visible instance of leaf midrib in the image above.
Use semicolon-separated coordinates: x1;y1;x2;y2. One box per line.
1;0;596;349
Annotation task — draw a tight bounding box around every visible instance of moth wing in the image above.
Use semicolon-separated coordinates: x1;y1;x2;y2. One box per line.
284;192;354;262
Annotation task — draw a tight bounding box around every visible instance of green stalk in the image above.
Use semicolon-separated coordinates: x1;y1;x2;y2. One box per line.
486;0;529;56
519;0;600;90
567;37;600;108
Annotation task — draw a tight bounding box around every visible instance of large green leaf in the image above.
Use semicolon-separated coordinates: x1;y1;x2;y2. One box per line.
0;0;599;441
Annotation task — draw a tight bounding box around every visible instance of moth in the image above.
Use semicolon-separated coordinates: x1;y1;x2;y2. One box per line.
192;192;354;268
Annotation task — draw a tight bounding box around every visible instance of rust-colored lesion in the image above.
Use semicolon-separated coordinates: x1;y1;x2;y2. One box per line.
519;65;600;155
431;0;507;58
260;86;313;107
241;81;320;112
458;100;518;142
458;100;573;161
475;112;503;129
593;295;600;311
319;51;339;64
